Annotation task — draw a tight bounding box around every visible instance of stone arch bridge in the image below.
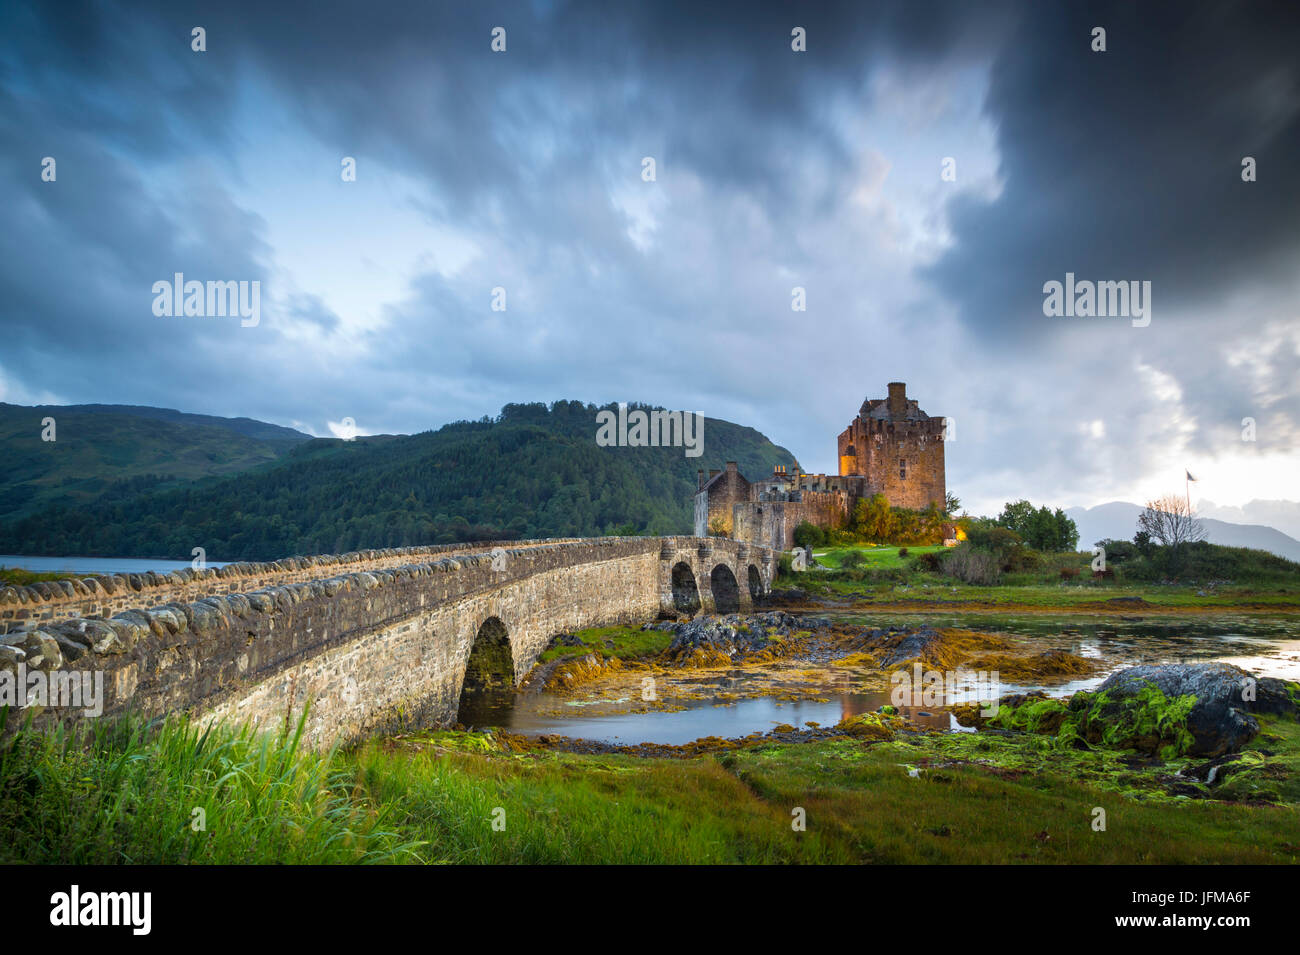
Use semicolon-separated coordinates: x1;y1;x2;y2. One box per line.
0;537;777;748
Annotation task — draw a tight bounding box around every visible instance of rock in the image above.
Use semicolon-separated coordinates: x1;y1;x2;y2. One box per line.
837;712;896;741
1254;677;1300;716
1079;663;1280;757
0;643;27;672
146;607;186;635
16;629;63;671
756;587;808;606
871;628;942;668
99;616;147;654
661;612;804;666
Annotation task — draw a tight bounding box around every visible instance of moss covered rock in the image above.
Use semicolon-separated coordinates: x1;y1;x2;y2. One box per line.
837;711;896;741
1084;663;1282;757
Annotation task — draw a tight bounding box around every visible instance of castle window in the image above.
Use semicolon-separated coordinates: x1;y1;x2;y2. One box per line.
899;460;907;480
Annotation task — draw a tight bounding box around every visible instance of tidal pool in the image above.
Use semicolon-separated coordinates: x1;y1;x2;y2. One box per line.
459;612;1300;746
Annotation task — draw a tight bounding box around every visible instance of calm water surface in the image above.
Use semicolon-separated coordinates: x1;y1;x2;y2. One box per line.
0;555;229;575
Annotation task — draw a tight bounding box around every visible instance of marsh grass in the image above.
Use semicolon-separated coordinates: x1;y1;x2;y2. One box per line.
537;624;673;663
0;706;421;864
0;565;80;587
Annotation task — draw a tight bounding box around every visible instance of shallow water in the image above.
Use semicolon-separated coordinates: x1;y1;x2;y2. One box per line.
462;612;1300;746
0;554;230;574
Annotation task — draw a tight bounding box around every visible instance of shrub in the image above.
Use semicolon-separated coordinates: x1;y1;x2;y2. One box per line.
1095;538;1138;563
915;551;943;573
941;545;1002;585
964;521;1023;557
839;550;866;569
1059;566;1079;580
777;553;795;578
1007;547;1042;572
793;521;826;549
897;547;909;558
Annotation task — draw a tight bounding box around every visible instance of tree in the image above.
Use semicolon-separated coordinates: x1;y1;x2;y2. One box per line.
944;491;962;517
965;519;1023;557
1136;495;1205;569
853;493;893;542
1137;495;1205;548
997;500;1037;537
996;500;1079;551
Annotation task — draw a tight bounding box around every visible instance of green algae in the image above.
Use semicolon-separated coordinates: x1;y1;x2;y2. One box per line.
989;684;1198;760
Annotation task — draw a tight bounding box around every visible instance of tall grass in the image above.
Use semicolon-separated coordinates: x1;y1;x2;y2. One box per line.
0;707;422;864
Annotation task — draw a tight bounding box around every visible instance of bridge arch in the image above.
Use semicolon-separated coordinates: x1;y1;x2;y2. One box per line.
671;561;701;614
457;616;515;723
747;564;763;600
710;564;740;614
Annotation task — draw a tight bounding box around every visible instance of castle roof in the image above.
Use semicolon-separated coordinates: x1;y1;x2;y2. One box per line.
860;397;929;421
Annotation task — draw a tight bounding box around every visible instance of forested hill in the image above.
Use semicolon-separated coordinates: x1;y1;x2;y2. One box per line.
0;402;311;521
0;400;797;561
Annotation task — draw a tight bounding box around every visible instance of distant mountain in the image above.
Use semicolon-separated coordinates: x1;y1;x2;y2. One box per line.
1065;501;1300;562
0;403;312;522
0;400;797;561
1196;499;1300;542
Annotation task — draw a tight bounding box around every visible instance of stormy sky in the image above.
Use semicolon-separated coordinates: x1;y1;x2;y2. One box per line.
1;0;1297;516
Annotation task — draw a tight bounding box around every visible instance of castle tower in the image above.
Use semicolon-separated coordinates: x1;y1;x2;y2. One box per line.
836;381;946;510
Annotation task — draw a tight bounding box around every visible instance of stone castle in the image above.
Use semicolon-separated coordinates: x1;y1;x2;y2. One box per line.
694;382;947;550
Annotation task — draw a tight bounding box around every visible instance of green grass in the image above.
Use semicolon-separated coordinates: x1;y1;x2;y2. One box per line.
785;541;1300;606
782;574;1299;611
537;624;674;663
4;710;1297;864
812;544;946;569
0;566;81;587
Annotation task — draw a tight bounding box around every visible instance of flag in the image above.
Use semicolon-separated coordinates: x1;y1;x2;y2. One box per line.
1186;469;1197;482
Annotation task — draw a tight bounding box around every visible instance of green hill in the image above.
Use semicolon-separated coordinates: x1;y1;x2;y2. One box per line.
0;400;797;560
0;403;312;521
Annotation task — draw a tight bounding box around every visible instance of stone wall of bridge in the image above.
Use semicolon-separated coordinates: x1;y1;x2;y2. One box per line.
0;538;593;634
0;537;777;748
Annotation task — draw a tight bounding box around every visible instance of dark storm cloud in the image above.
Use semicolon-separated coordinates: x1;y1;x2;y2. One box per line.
0;0;1003;415
930;0;1300;331
921;0;1300;463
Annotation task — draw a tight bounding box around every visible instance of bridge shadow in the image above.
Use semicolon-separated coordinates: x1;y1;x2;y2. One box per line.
710;564;740;614
456;616;515;727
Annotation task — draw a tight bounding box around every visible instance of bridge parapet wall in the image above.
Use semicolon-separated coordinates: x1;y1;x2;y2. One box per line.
0;538;595;632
